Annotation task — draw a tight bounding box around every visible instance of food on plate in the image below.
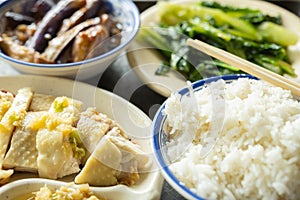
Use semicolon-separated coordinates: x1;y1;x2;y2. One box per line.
35;96;83;179
0;87;149;187
139;1;299;81
163;78;300;199
75;108;149;186
0;0;122;64
28;93;55;112
27;183;104;200
0;169;13;185
0;87;33;166
4;111;46;173
0;89;14;121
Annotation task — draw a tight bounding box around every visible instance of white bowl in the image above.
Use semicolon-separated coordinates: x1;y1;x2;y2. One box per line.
153;73;300;199
0;75;164;200
152;74;258;200
0;0;140;80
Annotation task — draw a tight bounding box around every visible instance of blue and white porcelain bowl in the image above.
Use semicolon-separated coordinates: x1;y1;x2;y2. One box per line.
0;0;140;80
152;74;258;200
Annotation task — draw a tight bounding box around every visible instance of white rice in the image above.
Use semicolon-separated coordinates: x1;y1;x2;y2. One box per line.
163;78;300;200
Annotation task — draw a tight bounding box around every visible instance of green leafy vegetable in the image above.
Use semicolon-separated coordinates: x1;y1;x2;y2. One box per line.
200;1;282;25
139;1;299;81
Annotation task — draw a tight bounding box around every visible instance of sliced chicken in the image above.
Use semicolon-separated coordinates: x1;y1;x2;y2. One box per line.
29;93;55;112
77;107;118;161
36;127;81;179
0;169;14;185
75;127;149;186
0;90;14;121
75;135;122;186
48;96;83;126
3;111;46;173
36;96;83;179
106;127;149;186
0;87;33;167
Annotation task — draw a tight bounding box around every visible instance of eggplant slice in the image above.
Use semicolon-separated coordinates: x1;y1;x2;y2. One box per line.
26;0;86;52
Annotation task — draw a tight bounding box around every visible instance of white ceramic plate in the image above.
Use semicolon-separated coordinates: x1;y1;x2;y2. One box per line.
0;75;164;200
127;0;300;97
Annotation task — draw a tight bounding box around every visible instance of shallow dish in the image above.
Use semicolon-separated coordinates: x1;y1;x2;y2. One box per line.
0;0;140;80
0;75;163;200
127;0;300;97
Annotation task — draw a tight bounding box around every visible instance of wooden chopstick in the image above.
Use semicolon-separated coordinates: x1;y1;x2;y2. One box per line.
186;38;300;97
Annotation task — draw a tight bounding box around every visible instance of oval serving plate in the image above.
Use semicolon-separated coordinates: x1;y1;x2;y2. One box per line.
0;75;164;200
127;0;300;97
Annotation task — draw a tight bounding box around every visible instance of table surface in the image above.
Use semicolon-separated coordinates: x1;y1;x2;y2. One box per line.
0;1;299;199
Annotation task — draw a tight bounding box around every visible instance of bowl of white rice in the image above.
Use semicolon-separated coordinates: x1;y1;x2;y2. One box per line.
152;74;300;200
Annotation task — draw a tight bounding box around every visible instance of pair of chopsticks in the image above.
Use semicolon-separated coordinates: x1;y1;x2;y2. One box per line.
186;38;300;97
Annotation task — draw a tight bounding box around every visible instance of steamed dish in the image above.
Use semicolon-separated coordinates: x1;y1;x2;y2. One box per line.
0;0;122;64
0;87;148;187
163;78;300;199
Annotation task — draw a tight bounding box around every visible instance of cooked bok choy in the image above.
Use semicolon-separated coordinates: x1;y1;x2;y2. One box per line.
139;1;299;81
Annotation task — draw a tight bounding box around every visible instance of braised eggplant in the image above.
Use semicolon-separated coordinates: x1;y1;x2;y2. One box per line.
26;0;86;52
0;0;122;64
0;35;53;64
57;0;104;35
42;17;101;62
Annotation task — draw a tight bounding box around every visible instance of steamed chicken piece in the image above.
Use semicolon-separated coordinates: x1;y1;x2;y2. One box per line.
3;112;46;172
106;128;149;186
3;93;54;172
48;96;83;125
28;93;55;112
0;90;14;121
36;96;83;179
77;107;122;160
2;95;84;179
36;126;81;179
0;87;148;186
75;134;122;186
0;87;33;166
0;169;14;185
3;93;55;172
75;127;149;186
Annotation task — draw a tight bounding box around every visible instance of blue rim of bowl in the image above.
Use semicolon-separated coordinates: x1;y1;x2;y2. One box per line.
0;0;140;68
152;74;258;200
